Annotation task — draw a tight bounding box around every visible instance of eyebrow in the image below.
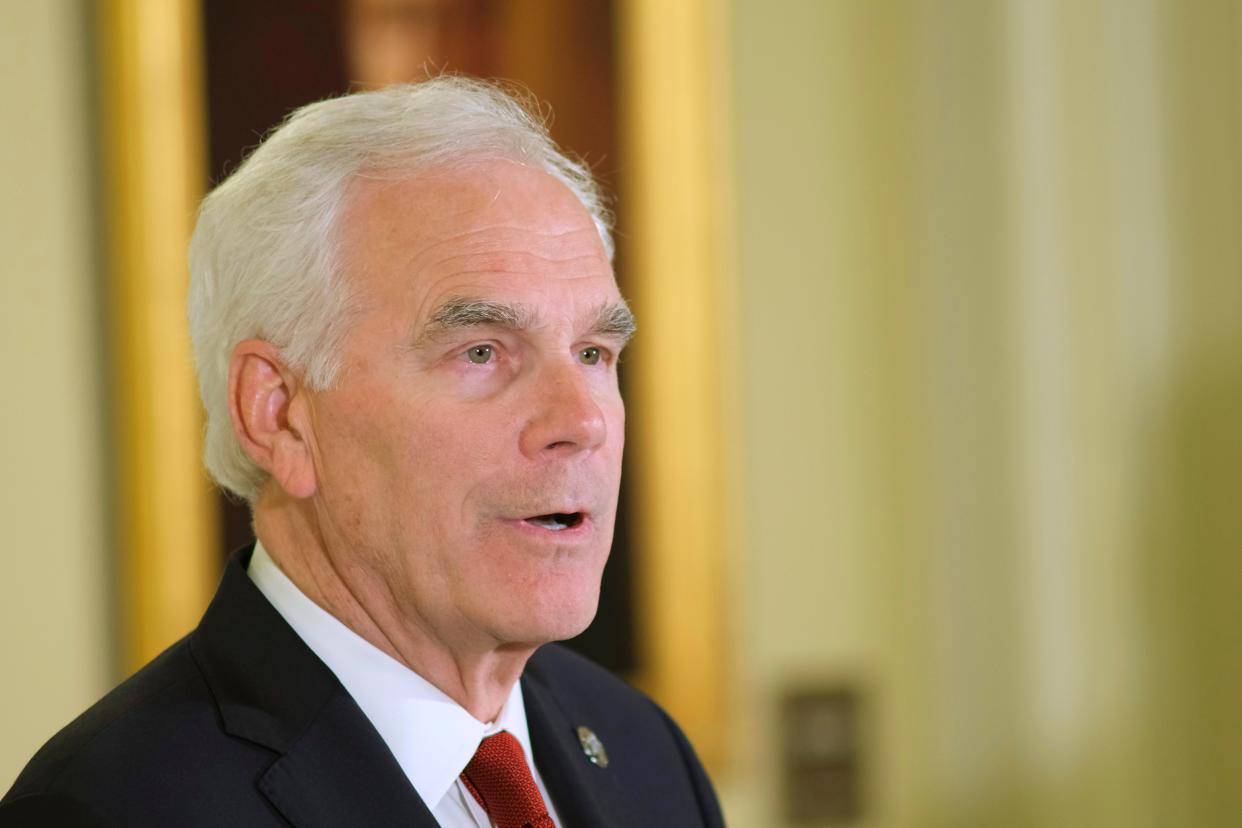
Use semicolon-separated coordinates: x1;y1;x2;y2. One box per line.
589;300;637;343
423;297;534;339
416;295;636;347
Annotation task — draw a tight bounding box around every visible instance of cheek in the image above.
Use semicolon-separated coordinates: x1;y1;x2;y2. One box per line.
316;380;427;502
392;404;515;518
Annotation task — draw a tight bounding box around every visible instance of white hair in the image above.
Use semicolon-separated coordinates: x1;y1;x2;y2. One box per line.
187;76;614;501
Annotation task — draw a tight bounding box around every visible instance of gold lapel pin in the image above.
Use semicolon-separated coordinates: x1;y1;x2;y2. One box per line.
576;726;609;768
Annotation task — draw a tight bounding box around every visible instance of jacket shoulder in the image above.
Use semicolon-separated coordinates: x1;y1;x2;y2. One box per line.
1;633;272;826
5;636;202;798
524;644;725;827
524;643;645;703
525;643;696;739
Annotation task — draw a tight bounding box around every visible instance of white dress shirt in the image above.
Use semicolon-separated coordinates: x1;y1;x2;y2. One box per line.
247;540;563;828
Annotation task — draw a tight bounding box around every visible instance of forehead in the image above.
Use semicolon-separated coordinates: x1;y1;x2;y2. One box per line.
336;160;614;313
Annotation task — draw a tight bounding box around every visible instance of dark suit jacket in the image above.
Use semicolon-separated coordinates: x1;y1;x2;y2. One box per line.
1;549;725;827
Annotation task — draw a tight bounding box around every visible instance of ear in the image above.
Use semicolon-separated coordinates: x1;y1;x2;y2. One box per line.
227;339;318;499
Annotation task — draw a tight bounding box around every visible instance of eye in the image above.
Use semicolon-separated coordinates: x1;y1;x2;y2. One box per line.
578;346;602;365
465;344;493;364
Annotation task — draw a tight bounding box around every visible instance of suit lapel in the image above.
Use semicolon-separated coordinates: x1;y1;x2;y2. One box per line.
191;549;437;827
258;693;437;828
523;670;637;828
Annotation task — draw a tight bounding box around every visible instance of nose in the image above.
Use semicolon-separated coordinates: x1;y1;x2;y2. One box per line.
520;358;608;458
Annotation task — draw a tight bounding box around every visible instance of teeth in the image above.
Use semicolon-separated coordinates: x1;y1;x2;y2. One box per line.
528;514;576;530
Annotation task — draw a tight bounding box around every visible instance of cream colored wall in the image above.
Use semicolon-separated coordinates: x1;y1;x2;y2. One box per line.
0;0;111;789
722;4;928;825
721;1;1241;826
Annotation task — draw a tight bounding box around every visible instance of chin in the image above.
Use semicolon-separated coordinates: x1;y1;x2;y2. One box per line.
498;585;602;648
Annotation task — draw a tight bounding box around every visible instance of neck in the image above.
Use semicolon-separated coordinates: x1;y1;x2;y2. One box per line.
252;487;531;722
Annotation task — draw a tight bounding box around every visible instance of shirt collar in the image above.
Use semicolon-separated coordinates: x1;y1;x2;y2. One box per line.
247;539;538;810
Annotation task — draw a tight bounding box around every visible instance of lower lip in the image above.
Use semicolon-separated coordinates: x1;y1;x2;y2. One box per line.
507;515;594;542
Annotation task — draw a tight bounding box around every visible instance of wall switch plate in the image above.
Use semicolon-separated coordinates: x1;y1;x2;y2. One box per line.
780;684;863;823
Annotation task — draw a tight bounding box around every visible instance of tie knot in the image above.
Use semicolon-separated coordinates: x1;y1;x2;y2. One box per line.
461;731;554;828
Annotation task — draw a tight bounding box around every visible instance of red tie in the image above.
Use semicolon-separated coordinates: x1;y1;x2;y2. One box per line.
461;731;555;828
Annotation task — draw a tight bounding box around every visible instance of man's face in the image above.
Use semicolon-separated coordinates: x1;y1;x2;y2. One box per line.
302;160;628;655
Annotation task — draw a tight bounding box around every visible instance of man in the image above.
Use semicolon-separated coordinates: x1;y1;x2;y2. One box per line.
1;77;724;827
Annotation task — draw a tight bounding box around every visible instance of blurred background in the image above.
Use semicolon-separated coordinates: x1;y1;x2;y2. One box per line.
2;1;1240;826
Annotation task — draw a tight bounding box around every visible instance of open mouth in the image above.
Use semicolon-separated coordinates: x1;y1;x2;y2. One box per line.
524;512;585;532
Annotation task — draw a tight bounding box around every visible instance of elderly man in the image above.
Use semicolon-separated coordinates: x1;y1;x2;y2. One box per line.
1;78;724;827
